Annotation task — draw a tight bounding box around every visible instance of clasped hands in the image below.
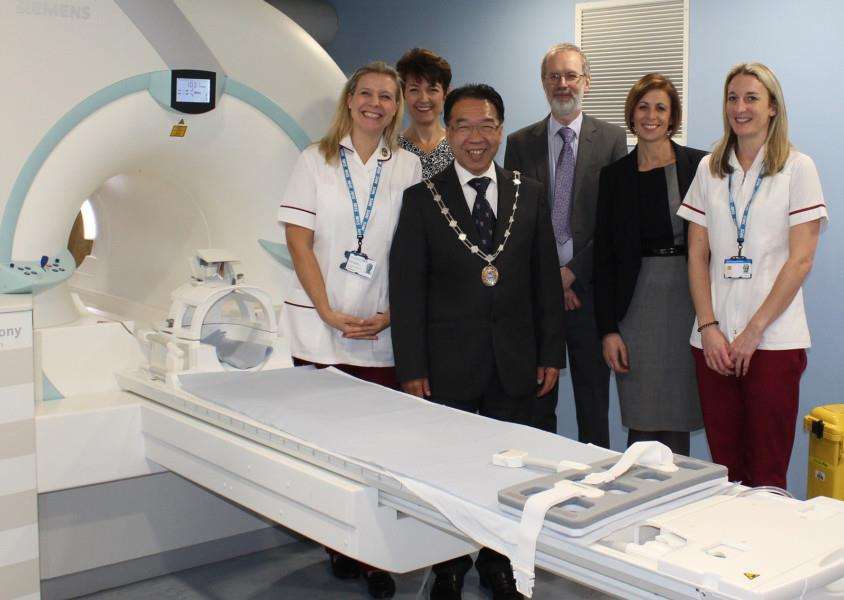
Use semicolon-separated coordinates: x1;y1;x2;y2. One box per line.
605;325;762;377
701;324;762;377
319;307;390;340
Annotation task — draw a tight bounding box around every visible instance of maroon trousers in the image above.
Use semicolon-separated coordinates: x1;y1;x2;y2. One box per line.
292;357;398;389
691;347;806;489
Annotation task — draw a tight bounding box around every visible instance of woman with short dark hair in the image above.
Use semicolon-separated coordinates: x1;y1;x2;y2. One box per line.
594;73;706;455
396;48;454;178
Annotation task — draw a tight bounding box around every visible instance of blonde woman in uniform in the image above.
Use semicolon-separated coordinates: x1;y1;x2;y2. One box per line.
678;63;827;489
279;61;421;599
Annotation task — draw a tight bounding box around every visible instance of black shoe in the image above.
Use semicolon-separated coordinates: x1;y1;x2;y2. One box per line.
479;569;523;600
430;573;464;600
328;552;360;580
363;569;396;599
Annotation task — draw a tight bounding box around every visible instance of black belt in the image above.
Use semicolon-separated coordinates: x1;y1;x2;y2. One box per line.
641;245;686;257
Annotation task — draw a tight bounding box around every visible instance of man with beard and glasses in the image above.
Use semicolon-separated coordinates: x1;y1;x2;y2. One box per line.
504;43;627;446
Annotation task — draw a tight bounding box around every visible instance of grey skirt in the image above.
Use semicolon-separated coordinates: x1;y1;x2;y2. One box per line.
616;256;702;431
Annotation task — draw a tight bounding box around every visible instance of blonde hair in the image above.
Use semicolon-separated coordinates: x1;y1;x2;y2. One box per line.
318;61;404;164
710;62;790;178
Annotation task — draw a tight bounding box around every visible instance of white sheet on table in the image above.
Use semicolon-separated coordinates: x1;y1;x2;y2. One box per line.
179;367;616;505
181;366;691;585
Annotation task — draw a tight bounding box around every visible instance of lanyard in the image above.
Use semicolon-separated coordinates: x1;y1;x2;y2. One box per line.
340;147;382;253
727;172;763;256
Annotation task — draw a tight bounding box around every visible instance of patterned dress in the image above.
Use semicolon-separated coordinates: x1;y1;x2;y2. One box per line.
398;135;454;180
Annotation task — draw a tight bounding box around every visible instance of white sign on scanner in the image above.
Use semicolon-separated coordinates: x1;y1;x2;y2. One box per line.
176;78;211;103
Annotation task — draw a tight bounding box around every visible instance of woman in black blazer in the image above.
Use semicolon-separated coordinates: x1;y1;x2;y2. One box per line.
593;74;706;455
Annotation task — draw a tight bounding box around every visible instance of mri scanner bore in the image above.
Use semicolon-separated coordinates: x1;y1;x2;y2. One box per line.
0;69;218;297
0;3;348;594
1;0;338;330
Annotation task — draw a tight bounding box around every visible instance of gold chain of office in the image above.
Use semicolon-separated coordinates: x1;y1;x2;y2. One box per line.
424;171;521;287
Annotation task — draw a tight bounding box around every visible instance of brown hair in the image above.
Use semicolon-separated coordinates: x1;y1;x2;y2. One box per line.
318;61;404;164
541;43;591;79
624;73;682;137
710;62;790;178
396;47;452;91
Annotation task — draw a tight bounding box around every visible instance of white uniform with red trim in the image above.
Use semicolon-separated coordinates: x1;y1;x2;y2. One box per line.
677;148;828;350
278;136;422;366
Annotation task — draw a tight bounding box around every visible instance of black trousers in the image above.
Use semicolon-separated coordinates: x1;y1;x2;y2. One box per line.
627;429;691;456
525;381;560;434
563;285;611;447
432;548;510;579
432;365;534;426
429;364;534;579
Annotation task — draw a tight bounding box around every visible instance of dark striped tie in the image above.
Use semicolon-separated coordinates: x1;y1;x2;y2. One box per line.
468;177;495;254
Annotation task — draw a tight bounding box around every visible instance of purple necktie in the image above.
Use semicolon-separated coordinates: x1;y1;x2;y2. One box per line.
468;177;495;254
552;127;575;245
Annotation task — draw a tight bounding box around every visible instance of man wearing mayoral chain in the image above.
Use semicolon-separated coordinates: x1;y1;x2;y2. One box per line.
389;83;564;600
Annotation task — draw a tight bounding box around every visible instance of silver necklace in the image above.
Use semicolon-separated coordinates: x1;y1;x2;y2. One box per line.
424;171;521;287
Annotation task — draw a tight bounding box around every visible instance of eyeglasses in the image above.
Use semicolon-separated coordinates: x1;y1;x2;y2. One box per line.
543;71;586;84
450;123;500;136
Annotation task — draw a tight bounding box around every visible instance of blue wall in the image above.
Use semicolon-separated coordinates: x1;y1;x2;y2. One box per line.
326;0;577;142
326;0;844;497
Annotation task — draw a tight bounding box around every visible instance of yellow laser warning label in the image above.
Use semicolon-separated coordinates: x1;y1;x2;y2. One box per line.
170;119;187;137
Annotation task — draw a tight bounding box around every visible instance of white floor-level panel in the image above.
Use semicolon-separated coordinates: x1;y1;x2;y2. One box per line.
34;392;298;598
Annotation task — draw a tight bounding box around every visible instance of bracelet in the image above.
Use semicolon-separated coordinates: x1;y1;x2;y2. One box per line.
697;320;720;333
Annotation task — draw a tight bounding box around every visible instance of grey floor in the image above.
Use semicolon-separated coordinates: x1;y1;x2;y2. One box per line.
79;539;615;599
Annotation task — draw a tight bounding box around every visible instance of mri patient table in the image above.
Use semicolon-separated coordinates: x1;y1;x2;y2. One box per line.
117;366;844;600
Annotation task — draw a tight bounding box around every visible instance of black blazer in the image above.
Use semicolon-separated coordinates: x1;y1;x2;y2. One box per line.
389;163;565;400
593;141;707;337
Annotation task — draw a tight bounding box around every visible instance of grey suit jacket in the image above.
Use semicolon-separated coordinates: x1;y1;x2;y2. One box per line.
504;113;628;287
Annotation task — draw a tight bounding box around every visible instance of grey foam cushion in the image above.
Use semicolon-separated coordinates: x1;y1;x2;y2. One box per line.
498;455;727;531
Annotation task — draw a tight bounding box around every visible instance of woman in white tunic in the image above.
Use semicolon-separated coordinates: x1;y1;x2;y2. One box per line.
278;61;421;599
678;62;827;490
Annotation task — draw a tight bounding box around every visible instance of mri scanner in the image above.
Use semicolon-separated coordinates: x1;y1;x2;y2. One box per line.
3;1;844;599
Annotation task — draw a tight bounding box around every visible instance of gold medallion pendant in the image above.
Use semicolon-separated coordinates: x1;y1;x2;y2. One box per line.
481;264;499;287
425;172;521;291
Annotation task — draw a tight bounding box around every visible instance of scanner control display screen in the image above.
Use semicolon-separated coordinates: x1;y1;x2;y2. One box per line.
176;78;211;103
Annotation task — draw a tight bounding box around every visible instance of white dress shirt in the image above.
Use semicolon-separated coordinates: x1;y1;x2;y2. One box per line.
546;111;583;265
454;160;498;216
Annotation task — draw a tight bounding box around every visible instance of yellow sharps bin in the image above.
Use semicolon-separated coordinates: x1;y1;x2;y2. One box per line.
804;404;844;499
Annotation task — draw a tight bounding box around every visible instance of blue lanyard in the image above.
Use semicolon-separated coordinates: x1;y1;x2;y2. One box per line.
340;147;383;253
727;172;763;256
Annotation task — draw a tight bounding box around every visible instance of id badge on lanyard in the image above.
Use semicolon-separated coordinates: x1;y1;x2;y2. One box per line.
341;250;376;278
723;173;762;280
338;148;381;279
